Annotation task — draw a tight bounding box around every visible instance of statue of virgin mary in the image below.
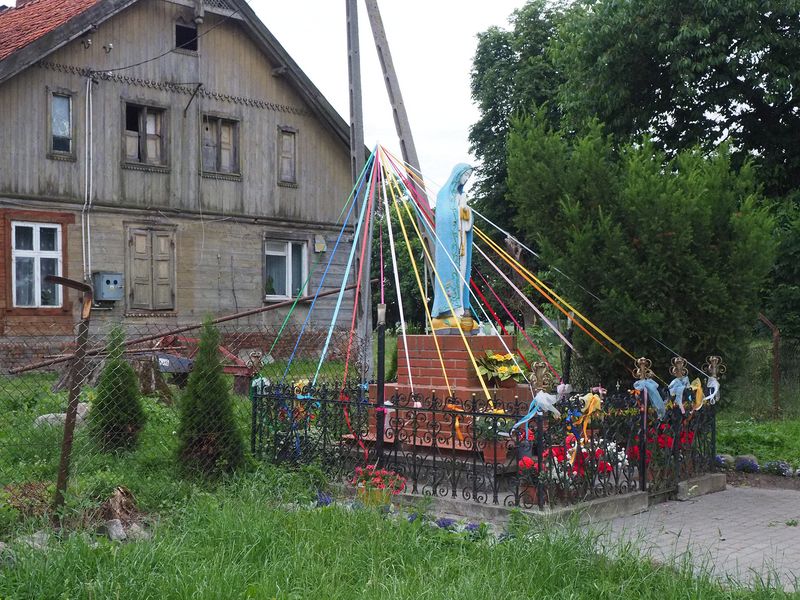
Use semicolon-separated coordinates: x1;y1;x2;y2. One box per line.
430;163;478;334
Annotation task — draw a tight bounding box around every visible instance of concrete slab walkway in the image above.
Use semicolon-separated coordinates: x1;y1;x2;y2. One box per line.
598;487;800;591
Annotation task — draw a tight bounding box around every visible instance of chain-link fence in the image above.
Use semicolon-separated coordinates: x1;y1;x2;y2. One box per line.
0;317;362;521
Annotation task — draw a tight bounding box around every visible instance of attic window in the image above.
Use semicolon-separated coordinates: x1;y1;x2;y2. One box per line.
175;22;198;52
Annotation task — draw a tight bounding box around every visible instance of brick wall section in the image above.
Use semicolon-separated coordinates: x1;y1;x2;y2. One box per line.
0;337;74;372
397;334;517;389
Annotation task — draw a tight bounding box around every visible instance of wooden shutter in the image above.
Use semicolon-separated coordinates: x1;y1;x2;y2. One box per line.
202;118;218;171
220;121;234;172
152;231;175;310
145;110;162;164
129;229;152;309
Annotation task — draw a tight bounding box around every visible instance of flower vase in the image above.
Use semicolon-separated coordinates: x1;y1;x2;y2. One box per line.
493;377;517;389
356;487;390;508
519;482;538;506
482;441;508;464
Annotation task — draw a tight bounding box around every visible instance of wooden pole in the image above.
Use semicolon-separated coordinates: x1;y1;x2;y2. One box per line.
758;312;781;416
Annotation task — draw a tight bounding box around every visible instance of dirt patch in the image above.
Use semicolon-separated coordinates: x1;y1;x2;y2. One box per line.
726;471;800;491
3;482;51;517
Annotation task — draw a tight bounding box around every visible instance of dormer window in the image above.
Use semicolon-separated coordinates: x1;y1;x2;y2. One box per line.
175;21;198;52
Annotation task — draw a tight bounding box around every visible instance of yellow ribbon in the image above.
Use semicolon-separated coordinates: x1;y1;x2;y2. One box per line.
575;393;602;441
445;403;465;441
690;378;704;411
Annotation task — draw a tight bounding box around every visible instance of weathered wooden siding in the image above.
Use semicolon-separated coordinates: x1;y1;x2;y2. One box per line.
0;0;352;225
0;0;361;331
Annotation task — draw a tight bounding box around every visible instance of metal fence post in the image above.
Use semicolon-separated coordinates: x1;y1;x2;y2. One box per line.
639;388;648;493
48;276;93;516
375;304;386;465
536;412;544;509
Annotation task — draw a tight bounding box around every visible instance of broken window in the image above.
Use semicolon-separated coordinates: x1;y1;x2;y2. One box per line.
202;115;239;174
175;22;198;52
278;127;297;185
124;103;166;165
11;222;62;308
50;92;72;154
264;240;306;299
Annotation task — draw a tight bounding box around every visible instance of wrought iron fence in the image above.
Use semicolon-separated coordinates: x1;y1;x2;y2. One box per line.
251;383;717;509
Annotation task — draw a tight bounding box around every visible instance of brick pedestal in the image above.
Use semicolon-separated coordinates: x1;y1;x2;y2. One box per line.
397;334;517;390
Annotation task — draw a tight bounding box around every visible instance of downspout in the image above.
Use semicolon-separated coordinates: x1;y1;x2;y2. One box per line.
80;74;93;282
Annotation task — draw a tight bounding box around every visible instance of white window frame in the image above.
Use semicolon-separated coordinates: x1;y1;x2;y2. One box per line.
264;240;307;301
11;221;62;308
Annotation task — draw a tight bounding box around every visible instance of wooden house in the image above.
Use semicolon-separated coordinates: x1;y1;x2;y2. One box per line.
0;0;357;340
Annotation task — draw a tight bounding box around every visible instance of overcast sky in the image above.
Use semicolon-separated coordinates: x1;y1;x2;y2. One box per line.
249;1;525;190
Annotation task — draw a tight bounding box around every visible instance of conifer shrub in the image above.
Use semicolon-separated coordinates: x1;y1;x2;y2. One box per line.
88;326;146;451
177;319;245;476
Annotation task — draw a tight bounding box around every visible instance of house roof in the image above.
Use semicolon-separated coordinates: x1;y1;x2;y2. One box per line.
0;0;353;150
0;0;101;61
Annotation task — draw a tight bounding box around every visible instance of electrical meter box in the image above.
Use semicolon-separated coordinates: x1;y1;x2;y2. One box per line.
92;272;124;301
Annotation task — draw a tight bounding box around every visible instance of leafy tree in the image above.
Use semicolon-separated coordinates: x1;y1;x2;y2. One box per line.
468;0;564;231
765;201;800;340
555;0;800;197
88;326;146;451
177;319;244;476
470;0;800;339
506;116;775;380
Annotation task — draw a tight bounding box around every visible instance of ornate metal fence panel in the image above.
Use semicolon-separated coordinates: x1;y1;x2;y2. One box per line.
251;385;718;508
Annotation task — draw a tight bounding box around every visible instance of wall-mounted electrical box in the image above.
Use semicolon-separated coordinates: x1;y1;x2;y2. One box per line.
92;272;124;301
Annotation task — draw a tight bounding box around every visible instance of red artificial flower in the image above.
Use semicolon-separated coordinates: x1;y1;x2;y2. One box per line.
680;431;695;448
518;455;536;472
598;460;613;474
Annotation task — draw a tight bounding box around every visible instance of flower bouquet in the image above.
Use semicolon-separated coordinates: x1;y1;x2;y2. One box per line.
475;350;525;388
350;464;406;507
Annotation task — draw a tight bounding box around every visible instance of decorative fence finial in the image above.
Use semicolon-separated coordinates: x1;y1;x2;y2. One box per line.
632;357;654;380
669;356;688;378
530;361;554;392
702;355;726;379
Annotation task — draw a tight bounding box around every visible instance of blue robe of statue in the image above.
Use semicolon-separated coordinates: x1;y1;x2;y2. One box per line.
432;163;473;319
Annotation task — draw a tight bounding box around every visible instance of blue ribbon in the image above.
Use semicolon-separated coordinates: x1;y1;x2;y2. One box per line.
668;376;690;413
634;378;666;419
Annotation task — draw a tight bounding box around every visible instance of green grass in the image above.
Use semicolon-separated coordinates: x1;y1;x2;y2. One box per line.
715;339;800;467
716;417;800;467
0;467;793;599
0;359;795;597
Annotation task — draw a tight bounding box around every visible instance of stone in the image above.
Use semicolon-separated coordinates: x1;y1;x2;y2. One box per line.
715;454;734;470
126;523;152;541
0;541;15;568
33;402;90;428
17;530;50;550
105;519;127;542
795;468;800;478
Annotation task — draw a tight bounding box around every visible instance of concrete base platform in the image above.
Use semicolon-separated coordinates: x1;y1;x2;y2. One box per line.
676;472;727;501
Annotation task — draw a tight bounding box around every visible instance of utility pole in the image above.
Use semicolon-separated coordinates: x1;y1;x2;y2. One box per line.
363;0;434;264
347;0;373;379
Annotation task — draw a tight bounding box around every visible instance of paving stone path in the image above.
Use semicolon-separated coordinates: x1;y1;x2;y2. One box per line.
598;487;800;592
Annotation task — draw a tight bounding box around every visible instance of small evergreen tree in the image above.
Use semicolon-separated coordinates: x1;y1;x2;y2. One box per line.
88;326;146;451
177;319;244;476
